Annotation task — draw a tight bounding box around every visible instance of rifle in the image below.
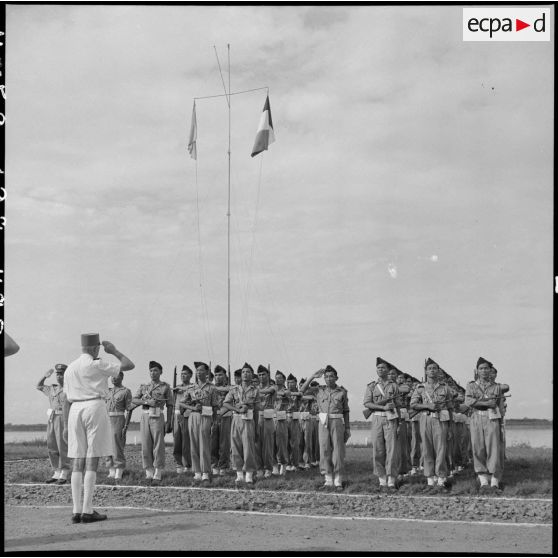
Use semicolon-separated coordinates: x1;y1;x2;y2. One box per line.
173;365;177;390
362;394;400;419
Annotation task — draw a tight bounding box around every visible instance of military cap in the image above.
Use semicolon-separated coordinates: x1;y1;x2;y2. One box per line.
181;364;193;374
309;380;319;387
149;360;163;371
81;333;100;347
299;377;306;384
242;362;254;372
275;370;286;380
424;357;438;368
54;363;67;372
234;368;242;377
325;364;338;376
376;357;389;367
257;364;270;374
476;356;492;368
287;373;297;382
194;361;209;371
214;365;227;375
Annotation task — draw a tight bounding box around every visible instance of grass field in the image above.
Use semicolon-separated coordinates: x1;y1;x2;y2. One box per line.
4;440;552;497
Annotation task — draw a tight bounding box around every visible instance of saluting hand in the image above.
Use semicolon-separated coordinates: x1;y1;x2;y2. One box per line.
101;341;117;355
44;368;54;379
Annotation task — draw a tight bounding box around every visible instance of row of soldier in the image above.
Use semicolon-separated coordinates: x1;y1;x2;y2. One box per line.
38;355;508;492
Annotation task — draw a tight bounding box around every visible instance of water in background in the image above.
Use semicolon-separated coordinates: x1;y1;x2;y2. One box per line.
4;427;553;448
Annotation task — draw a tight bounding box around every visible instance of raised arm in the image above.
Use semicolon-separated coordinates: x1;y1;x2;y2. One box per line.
37;368;54;391
101;341;135;372
300;369;324;393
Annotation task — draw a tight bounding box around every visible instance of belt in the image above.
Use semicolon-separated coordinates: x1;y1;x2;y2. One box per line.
108;411;125;416
373;411;387;417
71;397;102;402
190;410;201;414
474;410;490;416
311;415;319;420
328;413;344;419
53;410;63;415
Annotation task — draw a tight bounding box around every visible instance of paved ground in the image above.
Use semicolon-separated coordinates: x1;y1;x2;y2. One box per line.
4;505;552;553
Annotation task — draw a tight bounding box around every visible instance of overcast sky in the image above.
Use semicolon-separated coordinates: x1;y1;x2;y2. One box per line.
5;5;553;424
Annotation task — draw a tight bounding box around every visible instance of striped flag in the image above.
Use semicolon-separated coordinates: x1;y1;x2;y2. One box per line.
188;102;197;160
251;95;275;158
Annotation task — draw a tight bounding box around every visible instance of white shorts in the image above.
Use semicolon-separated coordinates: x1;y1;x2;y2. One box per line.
68;399;113;458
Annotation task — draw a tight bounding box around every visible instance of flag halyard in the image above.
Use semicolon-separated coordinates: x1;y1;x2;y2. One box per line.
188;102;197;160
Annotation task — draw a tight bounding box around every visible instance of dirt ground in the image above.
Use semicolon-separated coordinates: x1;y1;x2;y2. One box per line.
4;504;552;554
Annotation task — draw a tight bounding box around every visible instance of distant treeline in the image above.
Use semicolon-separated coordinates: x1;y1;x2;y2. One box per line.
5;418;553;431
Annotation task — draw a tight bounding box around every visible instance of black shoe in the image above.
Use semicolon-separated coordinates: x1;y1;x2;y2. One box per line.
57;479;68;485
81;510;107;523
45;478;58;484
71;513;81;524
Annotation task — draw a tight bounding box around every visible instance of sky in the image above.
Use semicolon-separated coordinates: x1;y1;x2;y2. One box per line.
4;5;554;423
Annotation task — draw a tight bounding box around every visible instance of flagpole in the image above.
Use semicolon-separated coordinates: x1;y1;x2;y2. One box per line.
227;43;231;377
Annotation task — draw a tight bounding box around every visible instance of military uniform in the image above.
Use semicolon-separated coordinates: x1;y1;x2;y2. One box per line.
410;381;452;483
286;388;302;470
223;384;260;475
363;379;400;481
210;386;232;474
135;381;173;474
183;381;220;477
465;379;504;483
310;397;320;465
274;385;290;472
38;381;70;480
309;382;349;484
299;393;314;468
173;384;192;471
104;384;132;473
256;384;277;475
396;390;411;475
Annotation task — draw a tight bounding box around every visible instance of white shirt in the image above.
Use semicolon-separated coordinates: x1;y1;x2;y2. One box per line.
63;353;120;402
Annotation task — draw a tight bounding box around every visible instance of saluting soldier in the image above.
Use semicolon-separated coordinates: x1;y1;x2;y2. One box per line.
410;358;453;490
465;357;509;490
309;381;321;466
273;370;290;475
363;358;401;489
210;365;232;476
286;373;303;471
181;361;219;483
298;377;313;470
223;362;260;484
256;365;277;478
173;365;193;474
393;370;411;479
37;364;70;484
131;361;173;482
302;365;350;491
104;371;133;480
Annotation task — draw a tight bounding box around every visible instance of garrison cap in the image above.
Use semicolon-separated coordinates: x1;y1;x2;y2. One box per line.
181;364;193;374
149;360;163;371
194;361;209;371
275;370;286;380
325;364;338;376
287;373;297;382
54;363;67;372
234;368;242;377
376;357;389;367
476;357;492;368
424;357;438;368
81;333;100;347
299;377;306;384
242;362;254;372
310;380;319;387
214;365;227;375
257;364;270;374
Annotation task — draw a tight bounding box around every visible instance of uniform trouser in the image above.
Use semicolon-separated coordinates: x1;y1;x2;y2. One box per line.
452;422;466;467
275;420;289;465
370;415;398;478
140;413;166;469
173;414;191;468
106;415;126;469
409;420;421;468
469;413;502;478
420;414;449;478
287;419;301;466
499;421;506;464
318;418;345;477
231;416;257;473
445;422;456;472
396;420;411;474
210;415;232;470
301;419;314;465
189;413;212;474
257;418;276;471
47;415;70;471
311;419;320;462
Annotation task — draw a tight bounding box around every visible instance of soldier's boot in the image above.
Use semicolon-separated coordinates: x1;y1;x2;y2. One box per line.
323;473;333;488
387;475;397;489
378;476;387;488
272;465;280;476
59;469;70;481
264;469;272;478
490;475;499;488
426;476;436;486
235;471;244;484
153;468;162;481
212;468;219;475
145;468;155;479
114;468;123;480
245;472;254;484
279;464;286;476
108;468;116;478
478;473;489;487
334;474;343;488
176;466;184;474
